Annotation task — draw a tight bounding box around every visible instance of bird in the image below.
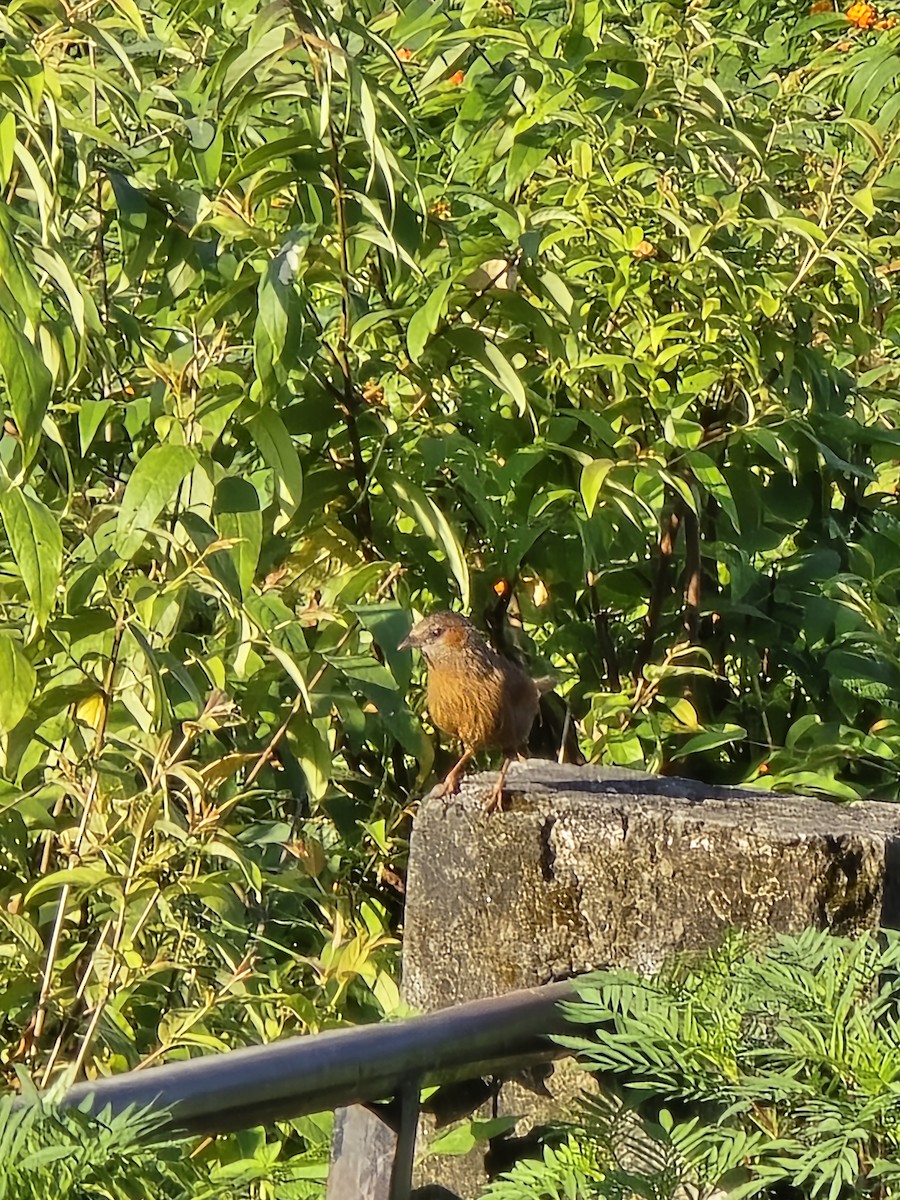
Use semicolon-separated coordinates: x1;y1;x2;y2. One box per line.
398;611;551;812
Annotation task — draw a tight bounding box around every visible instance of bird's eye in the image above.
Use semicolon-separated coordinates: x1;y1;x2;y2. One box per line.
428;625;444;639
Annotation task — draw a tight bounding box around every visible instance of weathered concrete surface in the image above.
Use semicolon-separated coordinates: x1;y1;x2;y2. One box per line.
404;763;900;1197
404;762;900;1010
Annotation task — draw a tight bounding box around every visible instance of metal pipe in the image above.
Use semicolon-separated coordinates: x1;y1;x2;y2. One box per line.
57;980;578;1135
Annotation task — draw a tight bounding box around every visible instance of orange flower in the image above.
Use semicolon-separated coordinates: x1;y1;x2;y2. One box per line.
493;578;511;598
876;13;898;26
632;239;657;259
448;69;465;85
362;378;385;406
430;199;451;219
397;47;414;61
846;1;878;26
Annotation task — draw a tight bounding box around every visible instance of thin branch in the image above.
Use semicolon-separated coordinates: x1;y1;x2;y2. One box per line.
633;506;682;686
326;108;374;555
30;614;127;1051
681;506;701;642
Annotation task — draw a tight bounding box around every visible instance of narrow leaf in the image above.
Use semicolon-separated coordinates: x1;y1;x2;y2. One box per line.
407;279;452;363
687;452;740;532
0;311;52;467
0;485;62;627
384;473;470;606
115;444;197;560
581;459;613;516
247;408;303;532
214;477;262;599
0;633;35;733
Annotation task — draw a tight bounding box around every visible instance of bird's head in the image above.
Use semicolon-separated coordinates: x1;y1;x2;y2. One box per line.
398;611;480;666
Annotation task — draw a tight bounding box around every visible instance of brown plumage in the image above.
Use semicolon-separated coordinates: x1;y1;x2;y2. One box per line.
399;611;550;812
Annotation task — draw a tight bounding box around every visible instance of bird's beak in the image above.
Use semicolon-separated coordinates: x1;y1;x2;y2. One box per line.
398;632;417;651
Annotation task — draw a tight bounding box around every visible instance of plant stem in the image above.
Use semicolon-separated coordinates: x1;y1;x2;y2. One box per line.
30;614;126;1052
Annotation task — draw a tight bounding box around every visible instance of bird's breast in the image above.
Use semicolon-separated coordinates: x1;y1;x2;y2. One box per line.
426;660;538;752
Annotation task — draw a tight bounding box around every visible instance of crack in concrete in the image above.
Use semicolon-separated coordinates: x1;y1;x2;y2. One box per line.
539;815;556;883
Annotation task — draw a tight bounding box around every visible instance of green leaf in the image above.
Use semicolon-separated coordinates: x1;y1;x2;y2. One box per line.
0;112;15;188
0;208;41;324
0;485;63;627
114;444;197;560
572;139;593;180
407;278;452;363
0;633;35;734
0;310;52;468
446;327;527;414
107;170;167;285
285;708;332;802
850;186;875;218
253;228;312;399
78;399;112;456
657;469;698;515
506;130;550;196
179;511;243;601
214;477;263;599
383;473;470;607
838;117;884;158
430;1116;519;1156
671;725;747;759
246;407;303;532
581;459;613;516
687;452;740;532
25;865;111;906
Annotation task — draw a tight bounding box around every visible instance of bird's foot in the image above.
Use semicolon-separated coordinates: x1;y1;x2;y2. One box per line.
484;778;506;814
484;756;514;814
432;771;463;799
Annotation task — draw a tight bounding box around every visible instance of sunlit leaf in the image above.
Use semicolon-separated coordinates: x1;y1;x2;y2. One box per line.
115;444;197;560
0;484;62;627
0;633;35;733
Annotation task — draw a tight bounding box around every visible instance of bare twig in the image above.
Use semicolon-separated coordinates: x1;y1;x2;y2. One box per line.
634;506;682;688
681;506;701;642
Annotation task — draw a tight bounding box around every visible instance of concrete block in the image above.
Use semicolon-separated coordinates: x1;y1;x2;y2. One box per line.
404;763;900;1196
404;763;900;1010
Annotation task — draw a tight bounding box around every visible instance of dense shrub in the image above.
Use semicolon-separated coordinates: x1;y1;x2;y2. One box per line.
0;0;898;1145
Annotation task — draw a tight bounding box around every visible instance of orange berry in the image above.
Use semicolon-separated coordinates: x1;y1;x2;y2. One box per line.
493;578;511;597
397;47;414;61
632;239;657;259
846;1;878;26
449;69;465;85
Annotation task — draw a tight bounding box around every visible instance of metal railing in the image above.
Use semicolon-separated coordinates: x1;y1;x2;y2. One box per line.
56;979;580;1199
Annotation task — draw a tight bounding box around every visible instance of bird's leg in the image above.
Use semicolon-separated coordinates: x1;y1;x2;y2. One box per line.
433;748;474;798
485;755;513;814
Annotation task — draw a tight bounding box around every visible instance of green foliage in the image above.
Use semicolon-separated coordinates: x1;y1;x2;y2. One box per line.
486;930;900;1199
0;0;898;1155
481;1130;609;1200
0;1082;328;1198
